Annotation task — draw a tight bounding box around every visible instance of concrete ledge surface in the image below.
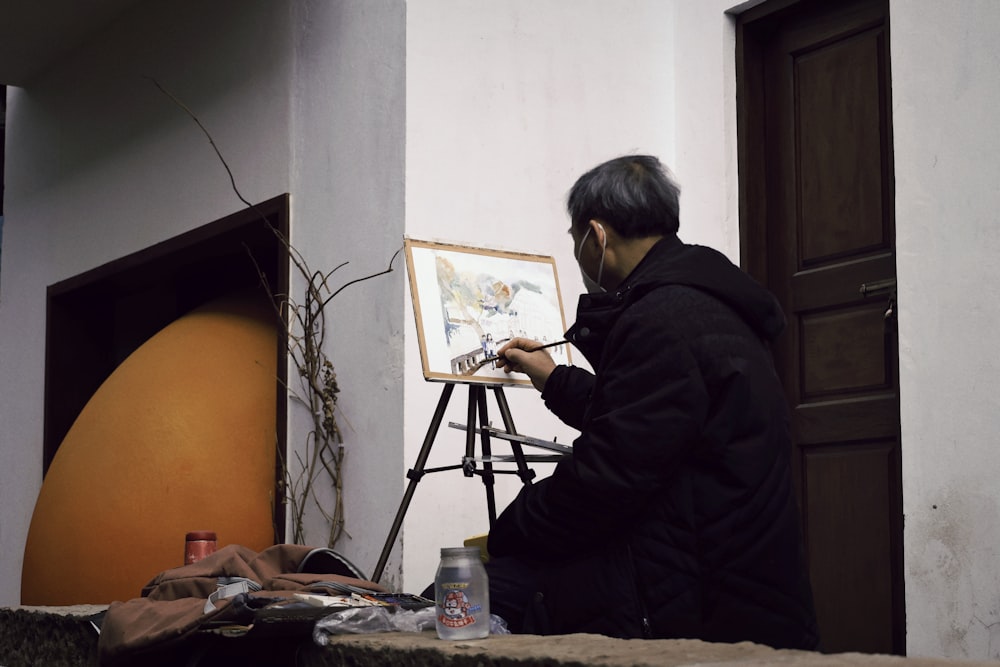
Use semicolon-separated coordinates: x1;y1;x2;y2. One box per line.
0;605;105;667
320;632;1000;667
3;605;1000;667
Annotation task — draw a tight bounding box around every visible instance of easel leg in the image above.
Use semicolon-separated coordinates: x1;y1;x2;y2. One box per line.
493;386;536;484
463;385;479;477
371;382;455;583
475;386;498;525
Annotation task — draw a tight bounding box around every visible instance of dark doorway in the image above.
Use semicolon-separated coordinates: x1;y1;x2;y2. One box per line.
44;195;290;537
737;0;903;654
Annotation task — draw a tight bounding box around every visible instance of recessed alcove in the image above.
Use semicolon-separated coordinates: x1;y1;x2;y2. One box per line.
42;194;290;536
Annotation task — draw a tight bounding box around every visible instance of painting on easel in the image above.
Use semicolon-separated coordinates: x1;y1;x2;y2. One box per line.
404;238;571;386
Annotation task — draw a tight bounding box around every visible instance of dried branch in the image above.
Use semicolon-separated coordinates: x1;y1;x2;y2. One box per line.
150;76;400;548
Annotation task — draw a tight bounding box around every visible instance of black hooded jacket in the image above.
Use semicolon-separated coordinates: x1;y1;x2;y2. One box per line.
487;235;819;649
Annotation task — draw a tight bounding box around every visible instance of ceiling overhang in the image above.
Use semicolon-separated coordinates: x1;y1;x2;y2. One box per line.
0;0;144;87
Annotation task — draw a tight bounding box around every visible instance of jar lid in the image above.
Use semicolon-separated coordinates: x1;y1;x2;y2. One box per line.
185;531;217;541
440;546;480;558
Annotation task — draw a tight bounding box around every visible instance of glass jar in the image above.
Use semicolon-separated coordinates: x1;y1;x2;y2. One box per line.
184;530;217;565
434;546;490;639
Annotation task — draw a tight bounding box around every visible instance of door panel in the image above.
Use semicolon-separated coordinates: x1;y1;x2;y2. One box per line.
737;0;904;655
804;441;896;652
797;29;889;262
800;304;889;395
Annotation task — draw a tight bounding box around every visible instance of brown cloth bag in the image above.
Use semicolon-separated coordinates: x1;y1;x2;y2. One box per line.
98;543;386;666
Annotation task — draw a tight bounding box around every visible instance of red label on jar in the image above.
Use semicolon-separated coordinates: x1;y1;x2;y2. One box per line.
439;614;477;628
184;539;216;565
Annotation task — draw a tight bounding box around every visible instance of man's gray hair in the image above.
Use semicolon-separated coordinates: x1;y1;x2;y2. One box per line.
567;155;681;238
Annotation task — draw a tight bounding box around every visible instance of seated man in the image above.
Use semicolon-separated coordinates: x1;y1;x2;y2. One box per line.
488;155;819;650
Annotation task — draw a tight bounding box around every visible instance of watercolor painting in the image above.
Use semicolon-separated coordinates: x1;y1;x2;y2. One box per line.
404;239;570;386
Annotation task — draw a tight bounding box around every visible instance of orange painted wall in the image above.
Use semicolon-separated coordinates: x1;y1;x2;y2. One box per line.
21;292;278;605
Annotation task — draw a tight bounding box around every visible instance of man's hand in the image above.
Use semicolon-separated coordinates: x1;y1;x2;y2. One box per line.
496;337;558;392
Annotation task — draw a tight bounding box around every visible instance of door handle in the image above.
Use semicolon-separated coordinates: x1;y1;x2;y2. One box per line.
859;278;896;298
860;278;897;320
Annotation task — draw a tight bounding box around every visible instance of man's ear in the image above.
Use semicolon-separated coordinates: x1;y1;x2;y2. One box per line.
590;219;608;247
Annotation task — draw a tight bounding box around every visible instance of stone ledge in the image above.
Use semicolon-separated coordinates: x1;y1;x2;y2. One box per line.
317;633;1000;667
3;605;998;667
0;605;105;667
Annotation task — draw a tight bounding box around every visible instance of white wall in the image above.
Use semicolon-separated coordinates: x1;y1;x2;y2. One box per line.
399;0;676;591
891;0;1000;659
673;1;743;260
288;0;407;583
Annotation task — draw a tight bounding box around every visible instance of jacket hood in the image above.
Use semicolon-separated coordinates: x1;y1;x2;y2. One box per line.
584;235;786;342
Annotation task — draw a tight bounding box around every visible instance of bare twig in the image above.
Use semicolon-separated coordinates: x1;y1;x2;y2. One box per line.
150;76;400;548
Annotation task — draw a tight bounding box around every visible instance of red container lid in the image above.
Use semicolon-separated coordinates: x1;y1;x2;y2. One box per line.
185;531;217;541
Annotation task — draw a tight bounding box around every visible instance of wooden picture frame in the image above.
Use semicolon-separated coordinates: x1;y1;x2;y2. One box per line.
404;238;571;386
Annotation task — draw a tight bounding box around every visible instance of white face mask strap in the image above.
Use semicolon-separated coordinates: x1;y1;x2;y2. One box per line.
575;222;608;293
595;223;606;288
575;226;591;261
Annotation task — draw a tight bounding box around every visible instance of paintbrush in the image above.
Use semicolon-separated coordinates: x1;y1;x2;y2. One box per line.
484;339;569;363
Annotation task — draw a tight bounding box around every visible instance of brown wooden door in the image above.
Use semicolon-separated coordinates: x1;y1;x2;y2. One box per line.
737;0;904;655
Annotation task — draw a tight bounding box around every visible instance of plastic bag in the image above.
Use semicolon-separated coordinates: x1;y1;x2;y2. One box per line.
313;606;510;645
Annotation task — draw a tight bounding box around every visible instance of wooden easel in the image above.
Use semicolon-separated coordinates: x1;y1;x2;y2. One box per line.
371;381;568;583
